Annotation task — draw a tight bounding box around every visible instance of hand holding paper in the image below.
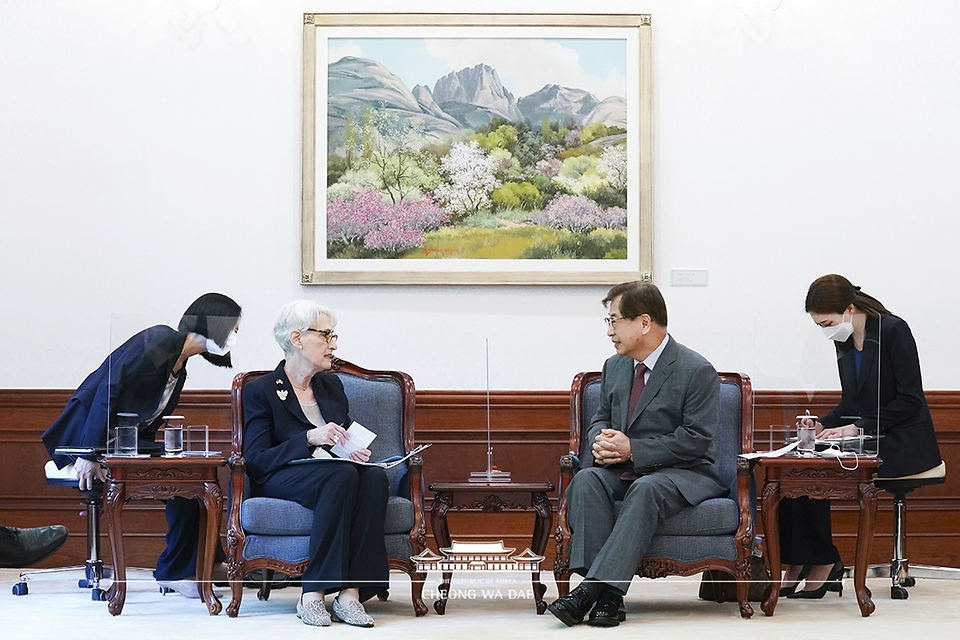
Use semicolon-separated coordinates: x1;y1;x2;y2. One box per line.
330;421;376;459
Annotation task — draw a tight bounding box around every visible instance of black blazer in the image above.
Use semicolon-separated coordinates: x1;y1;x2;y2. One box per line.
242;361;351;485
42;325;188;468
822;314;941;477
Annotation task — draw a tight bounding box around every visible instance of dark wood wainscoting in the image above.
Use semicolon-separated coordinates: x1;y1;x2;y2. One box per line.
0;390;234;570
2;388;959;570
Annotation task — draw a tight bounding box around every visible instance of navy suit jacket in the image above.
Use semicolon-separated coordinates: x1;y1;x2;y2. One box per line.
585;336;727;506
823;314;941;477
42;325;188;469
242;361;351;485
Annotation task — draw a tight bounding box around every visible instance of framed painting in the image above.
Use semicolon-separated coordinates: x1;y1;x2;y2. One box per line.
302;13;652;285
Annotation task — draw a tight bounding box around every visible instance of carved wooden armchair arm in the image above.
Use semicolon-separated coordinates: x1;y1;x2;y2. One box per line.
225;452;247;583
556;451;577;538
733;457;758;565
406;454;427;555
553;451;579;596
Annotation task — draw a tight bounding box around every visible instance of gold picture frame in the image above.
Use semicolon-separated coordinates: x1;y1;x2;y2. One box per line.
302;13;652;285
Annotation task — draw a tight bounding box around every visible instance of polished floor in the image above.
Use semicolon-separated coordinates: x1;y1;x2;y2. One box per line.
3;567;959;639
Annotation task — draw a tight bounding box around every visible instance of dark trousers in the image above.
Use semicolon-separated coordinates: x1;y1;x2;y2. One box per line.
154;497;226;581
778;497;841;566
262;462;389;597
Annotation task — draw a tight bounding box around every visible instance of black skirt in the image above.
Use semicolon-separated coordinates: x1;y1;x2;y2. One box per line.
778;497;841;566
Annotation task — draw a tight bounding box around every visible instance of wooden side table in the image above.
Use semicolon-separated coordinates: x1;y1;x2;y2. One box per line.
429;480;554;615
101;454;227;616
758;455;881;617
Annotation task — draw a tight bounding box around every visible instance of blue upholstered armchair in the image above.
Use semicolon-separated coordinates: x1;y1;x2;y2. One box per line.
553;371;757;619
224;359;428;617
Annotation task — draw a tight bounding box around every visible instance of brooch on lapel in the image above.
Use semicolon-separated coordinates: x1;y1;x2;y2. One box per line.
277;390;288;401
276;379;283;385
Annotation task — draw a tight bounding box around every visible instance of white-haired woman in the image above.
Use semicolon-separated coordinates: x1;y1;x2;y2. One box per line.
242;300;388;628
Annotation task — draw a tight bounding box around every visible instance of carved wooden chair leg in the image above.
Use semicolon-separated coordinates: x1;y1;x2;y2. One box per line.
411;571;428;616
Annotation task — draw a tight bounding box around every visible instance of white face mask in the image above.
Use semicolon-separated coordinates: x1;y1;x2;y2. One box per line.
206;331;237;356
822;315;854;342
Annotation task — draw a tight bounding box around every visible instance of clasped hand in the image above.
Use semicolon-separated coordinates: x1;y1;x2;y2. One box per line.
592;428;632;465
306;422;371;462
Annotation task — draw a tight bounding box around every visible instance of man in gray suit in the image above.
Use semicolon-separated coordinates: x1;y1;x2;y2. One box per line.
547;282;727;627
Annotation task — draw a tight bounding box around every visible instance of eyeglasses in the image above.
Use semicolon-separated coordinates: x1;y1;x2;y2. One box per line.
604;316;625;327
304;328;338;343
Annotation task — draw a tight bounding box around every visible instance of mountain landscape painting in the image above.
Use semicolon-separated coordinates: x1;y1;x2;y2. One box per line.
302;15;652;284
325;37;631;256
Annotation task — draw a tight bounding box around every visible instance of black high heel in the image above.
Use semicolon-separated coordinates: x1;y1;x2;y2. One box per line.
787;562;844;599
786;582;830;599
824;561;845;595
779;564;812;597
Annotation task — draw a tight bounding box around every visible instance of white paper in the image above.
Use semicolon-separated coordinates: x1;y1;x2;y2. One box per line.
817;435;874;445
739;440;800;460
330;421;376;459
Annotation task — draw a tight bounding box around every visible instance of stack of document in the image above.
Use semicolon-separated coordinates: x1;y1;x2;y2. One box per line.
295;422;431;469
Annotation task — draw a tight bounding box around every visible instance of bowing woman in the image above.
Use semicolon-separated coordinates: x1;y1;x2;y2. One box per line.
242;300;388;628
42;292;242;596
779;274;942;598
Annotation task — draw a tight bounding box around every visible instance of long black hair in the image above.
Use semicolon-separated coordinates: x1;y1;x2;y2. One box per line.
805;274;890;318
178;293;242;367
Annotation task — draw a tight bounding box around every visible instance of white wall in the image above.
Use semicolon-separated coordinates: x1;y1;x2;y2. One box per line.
2;0;959;392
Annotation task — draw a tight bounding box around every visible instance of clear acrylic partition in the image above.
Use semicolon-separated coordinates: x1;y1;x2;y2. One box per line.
859;314;883;459
106;312;157;456
752;309;881;461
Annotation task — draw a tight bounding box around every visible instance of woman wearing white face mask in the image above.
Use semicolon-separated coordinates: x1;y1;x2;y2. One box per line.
42;292;241;597
778;274;942;599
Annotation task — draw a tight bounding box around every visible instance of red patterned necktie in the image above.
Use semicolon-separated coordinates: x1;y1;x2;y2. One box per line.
627;362;648;418
620;362;647;482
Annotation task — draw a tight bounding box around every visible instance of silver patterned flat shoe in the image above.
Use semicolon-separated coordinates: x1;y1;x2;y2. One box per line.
332;597;374;627
297;596;331;627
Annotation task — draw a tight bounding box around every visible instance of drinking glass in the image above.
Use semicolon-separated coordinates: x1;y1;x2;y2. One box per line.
186;424;210;455
115;426;138;456
162;415;184;457
764;425;792;452
796;414;818;455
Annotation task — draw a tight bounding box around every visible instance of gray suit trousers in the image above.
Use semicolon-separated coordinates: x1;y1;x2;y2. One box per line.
568;466;690;593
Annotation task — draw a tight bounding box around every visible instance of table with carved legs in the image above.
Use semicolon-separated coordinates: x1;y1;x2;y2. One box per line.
101;455;227;616
758;455;881;617
429;481;554;615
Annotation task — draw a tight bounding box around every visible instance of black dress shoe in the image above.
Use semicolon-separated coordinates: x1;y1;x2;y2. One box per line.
587;592;625;627
547;585;596;627
0;525;69;568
